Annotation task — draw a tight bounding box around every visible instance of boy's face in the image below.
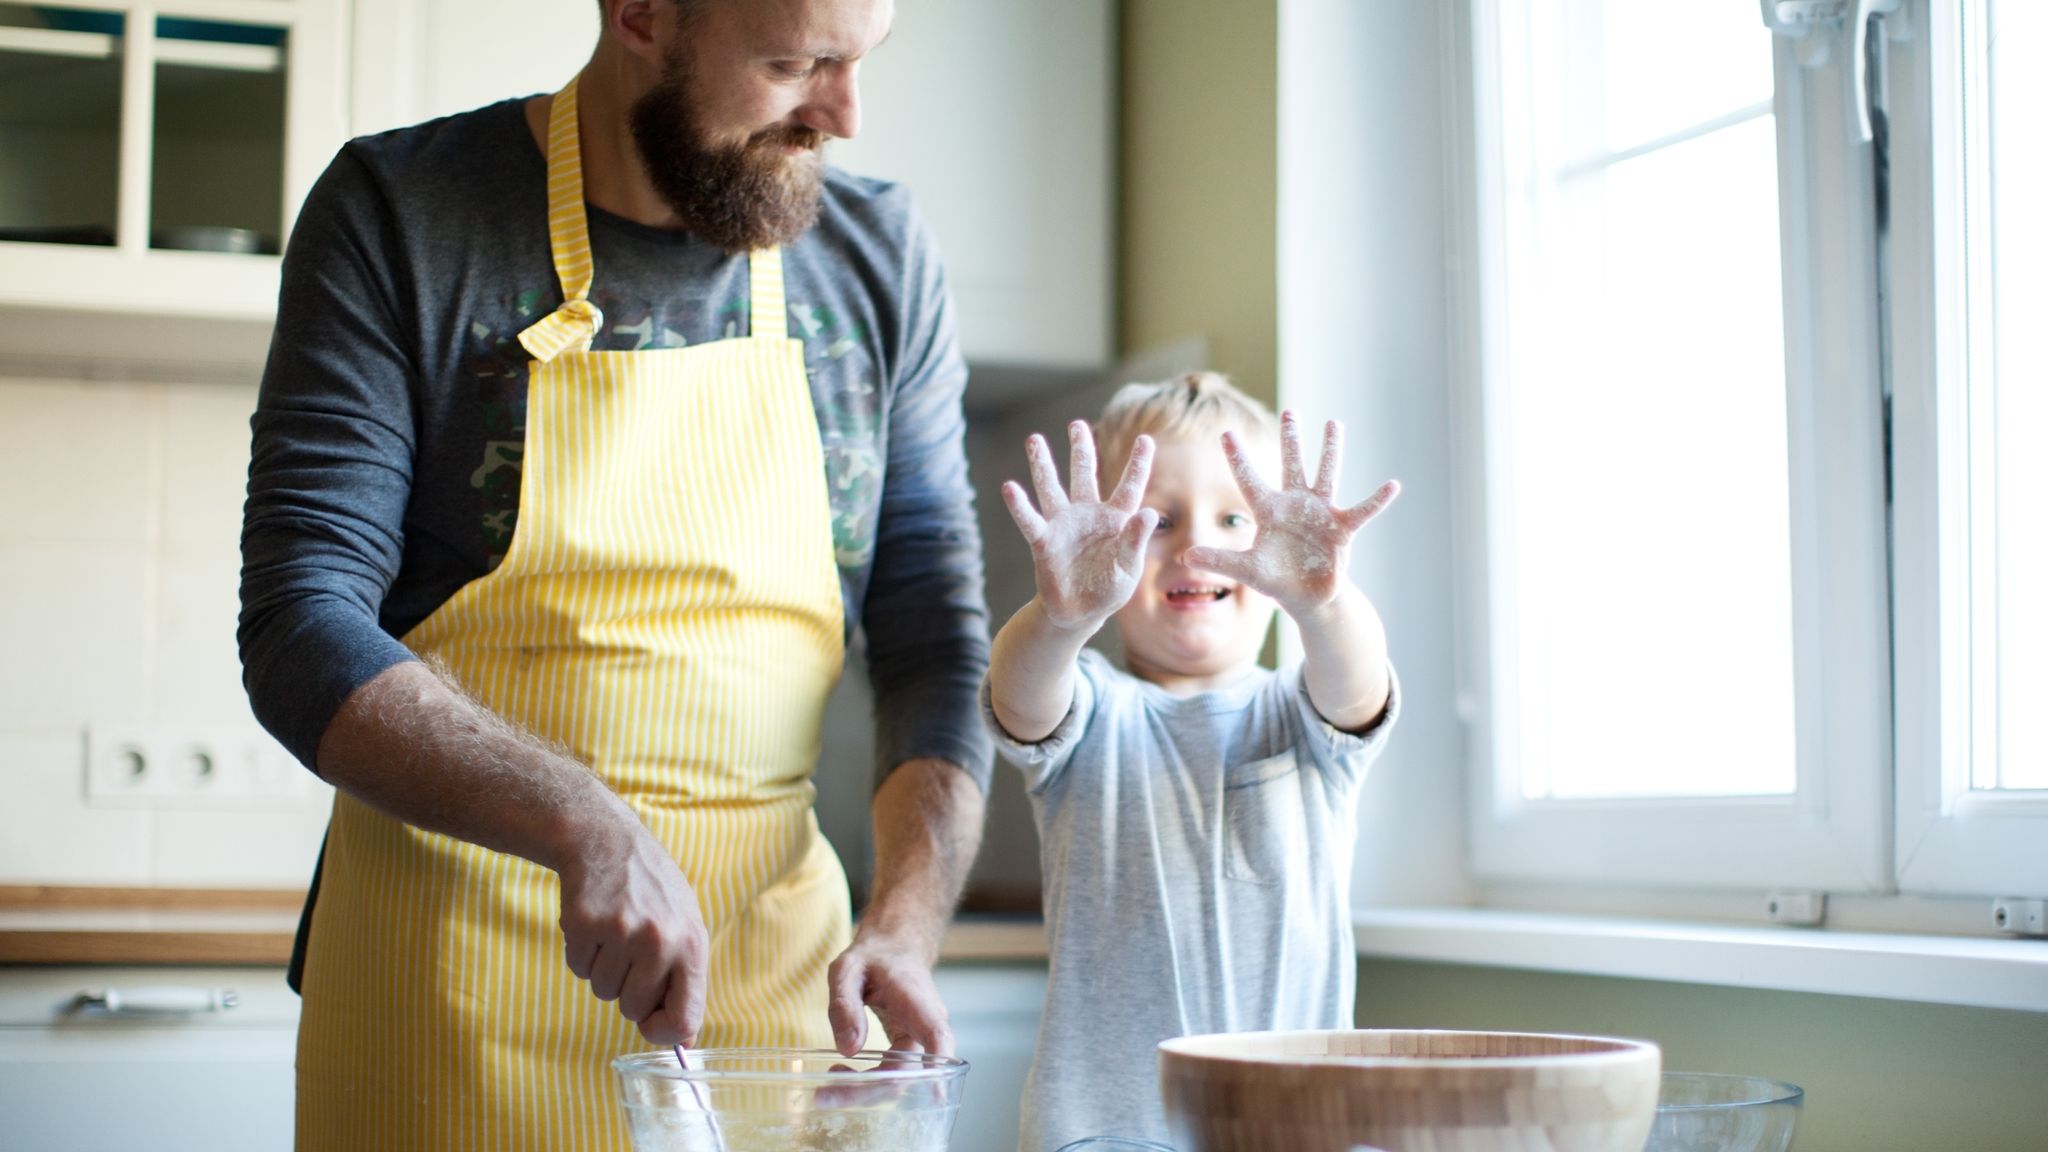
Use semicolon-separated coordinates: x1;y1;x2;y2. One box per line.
1112;430;1280;693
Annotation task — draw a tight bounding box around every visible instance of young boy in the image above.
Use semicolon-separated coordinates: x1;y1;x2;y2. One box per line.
983;372;1400;1151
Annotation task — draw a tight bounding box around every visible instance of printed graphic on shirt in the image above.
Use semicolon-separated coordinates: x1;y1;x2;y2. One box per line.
459;285;883;572
791;300;883;568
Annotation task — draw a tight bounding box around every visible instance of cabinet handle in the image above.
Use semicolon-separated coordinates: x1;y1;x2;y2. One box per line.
74;987;240;1015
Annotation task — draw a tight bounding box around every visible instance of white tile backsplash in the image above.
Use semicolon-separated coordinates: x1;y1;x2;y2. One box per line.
0;377;160;545
151;793;333;887
0;374;326;890
160;383;256;551
155;551;255;721
0;732;153;883
0;541;154;727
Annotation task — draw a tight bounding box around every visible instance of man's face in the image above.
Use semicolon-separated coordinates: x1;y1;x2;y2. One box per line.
629;0;894;252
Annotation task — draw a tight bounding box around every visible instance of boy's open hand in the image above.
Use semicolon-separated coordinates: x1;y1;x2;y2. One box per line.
1002;422;1159;632
1183;412;1399;616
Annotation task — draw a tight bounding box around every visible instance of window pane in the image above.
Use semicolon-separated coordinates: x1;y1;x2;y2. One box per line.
1599;0;1774;152
1986;0;2048;790
1508;1;1795;798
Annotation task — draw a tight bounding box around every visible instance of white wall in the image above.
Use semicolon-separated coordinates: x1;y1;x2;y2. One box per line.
0;372;330;887
1277;0;1474;908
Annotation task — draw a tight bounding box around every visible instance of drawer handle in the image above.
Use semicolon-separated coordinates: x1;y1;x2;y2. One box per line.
74;987;240;1015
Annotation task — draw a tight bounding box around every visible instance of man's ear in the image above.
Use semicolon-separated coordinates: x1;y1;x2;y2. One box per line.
603;0;668;65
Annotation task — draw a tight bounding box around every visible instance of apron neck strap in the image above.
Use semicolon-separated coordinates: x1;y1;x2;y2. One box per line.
519;74;791;360
748;246;787;341
520;75;604;361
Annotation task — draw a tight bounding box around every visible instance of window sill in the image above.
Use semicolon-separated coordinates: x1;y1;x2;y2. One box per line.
1353;907;2048;1014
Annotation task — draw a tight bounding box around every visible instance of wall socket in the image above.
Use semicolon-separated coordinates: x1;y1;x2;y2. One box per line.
1765;888;1826;926
84;725;311;809
1990;897;2047;938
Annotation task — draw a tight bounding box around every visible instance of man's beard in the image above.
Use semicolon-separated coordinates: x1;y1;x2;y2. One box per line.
627;47;826;253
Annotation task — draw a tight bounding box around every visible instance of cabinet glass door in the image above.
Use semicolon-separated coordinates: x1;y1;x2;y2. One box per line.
150;16;286;254
0;3;122;246
0;4;289;256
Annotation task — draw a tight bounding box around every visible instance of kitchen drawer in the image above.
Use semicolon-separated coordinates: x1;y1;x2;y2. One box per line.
0;965;297;1152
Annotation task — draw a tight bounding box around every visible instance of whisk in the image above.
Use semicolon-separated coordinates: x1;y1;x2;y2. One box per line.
672;1045;729;1151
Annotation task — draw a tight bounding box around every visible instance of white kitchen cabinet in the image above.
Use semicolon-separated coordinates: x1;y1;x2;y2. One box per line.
829;0;1115;370
934;962;1047;1152
345;0;596;138
350;0;1115;370
0;0;350;320
0;965;299;1152
0;962;1042;1152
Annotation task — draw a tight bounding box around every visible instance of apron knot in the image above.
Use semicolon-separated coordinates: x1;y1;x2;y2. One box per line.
518;297;606;363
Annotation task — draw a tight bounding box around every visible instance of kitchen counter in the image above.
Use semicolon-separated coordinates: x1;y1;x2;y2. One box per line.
0;886;1047;965
0;886;302;964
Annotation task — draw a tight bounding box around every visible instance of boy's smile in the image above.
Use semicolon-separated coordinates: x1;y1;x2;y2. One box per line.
1114;434;1280;694
1164;581;1234;608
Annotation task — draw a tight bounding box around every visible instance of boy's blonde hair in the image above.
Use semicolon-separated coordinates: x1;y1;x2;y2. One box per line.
1094;371;1281;487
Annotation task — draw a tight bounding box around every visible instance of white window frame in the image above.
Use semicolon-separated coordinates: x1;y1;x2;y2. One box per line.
1458;0;1894;892
1889;0;2048;897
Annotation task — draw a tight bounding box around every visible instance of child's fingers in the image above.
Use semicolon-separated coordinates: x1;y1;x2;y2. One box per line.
1338;478;1401;532
1115;507;1159;574
1067;421;1102;504
1024;433;1068;514
1314;420;1344;499
1107;434;1154;512
1001;480;1048;543
1280;409;1309;490
1219;431;1274;504
1182;544;1258;587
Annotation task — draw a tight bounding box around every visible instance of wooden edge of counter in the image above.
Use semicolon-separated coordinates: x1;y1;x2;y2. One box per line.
0;886;305;911
939;918;1046;962
0;931;295;965
0;888;1043;966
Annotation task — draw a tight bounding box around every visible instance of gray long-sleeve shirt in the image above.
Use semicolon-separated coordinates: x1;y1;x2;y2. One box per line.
985;649;1398;1150
238;97;993;792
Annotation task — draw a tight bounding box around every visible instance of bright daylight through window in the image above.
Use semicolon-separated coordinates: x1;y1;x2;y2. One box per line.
1977;0;2045;791
1497;3;1793;799
1471;0;2047;897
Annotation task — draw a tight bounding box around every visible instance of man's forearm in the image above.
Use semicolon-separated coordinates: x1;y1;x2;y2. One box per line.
314;659;634;874
856;758;986;962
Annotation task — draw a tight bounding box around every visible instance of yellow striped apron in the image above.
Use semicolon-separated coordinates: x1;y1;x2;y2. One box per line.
295;75;851;1150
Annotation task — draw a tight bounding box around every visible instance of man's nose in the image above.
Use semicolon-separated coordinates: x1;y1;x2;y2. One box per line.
800;64;862;140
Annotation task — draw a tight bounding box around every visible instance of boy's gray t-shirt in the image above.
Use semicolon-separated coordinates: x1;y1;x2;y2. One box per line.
983;648;1399;1151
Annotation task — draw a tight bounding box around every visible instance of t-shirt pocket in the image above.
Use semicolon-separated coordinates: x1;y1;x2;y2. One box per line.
1223;750;1309;886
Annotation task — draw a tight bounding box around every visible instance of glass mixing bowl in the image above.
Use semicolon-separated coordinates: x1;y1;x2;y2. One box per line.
613;1048;968;1152
1644;1071;1803;1152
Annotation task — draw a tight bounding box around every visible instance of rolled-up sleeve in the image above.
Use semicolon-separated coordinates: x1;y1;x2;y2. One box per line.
861;210;994;794
238;148;421;772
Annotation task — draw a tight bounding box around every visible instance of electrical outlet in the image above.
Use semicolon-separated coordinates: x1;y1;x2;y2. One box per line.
84;725;312;808
1991;897;2047;938
1765;889;1826;926
83;730;155;801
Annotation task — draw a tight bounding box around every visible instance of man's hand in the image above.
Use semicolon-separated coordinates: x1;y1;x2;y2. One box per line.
313;661;717;1047
826;926;953;1055
1002;421;1158;634
1182;411;1398;617
556;803;710;1048
823;759;984;1057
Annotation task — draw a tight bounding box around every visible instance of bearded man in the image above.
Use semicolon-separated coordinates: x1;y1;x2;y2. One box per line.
239;1;993;1145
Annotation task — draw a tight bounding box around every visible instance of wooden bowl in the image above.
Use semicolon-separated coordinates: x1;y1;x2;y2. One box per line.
1158;1029;1661;1152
